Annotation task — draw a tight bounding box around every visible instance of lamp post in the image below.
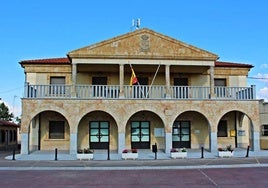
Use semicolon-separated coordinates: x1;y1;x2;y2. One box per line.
13;95;18;114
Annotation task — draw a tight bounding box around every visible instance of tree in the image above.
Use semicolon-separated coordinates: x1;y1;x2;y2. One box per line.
0;102;14;121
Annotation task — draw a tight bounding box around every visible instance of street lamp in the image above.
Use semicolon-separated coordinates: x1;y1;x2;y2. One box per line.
13;95;18;117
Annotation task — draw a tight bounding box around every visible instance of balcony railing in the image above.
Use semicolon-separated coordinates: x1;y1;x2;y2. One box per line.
24;84;256;100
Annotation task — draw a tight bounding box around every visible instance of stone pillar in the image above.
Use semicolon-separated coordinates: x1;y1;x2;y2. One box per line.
21;133;29;154
165;132;172;153
71;63;77;97
118;133;125;154
210;66;215;98
165;65;171;98
119;64;125;98
252;131;260;151
69;133;77;154
210;131;218;153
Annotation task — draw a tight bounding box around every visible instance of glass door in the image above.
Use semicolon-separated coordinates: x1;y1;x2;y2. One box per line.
131;121;150;149
172;121;191;148
89;121;109;149
174;78;188;99
92;77;107;97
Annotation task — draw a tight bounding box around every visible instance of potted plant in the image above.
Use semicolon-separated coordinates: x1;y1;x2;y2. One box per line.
218;145;233;157
121;148;138;160
170;148;187;159
77;148;94;160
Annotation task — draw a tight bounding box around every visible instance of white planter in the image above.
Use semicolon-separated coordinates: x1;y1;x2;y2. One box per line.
122;153;138;160
77;153;94;160
170;152;187;159
218;151;233;158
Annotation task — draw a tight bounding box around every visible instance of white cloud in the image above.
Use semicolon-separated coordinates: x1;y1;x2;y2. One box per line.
260;64;268;69
255;73;268;83
257;87;268;101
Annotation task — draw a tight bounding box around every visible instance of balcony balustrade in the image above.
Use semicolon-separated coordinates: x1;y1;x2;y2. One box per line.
24;84;256;100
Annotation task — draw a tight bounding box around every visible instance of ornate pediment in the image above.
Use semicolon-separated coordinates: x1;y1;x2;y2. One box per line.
68;28;218;61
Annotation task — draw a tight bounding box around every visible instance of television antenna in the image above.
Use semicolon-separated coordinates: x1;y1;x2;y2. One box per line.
131;18;141;31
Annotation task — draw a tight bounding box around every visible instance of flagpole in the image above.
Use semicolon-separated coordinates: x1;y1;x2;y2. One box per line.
129;63;145;98
146;64;161;98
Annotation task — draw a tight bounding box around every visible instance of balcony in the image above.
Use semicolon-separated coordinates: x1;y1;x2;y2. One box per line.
24;84;256;100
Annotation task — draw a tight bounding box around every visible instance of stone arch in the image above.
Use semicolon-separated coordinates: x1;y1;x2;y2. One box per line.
216;110;256;150
125;110;165;150
120;105;166;133
22;104;71;133
75;108;120;133
77;110;118;151
27;110;70;153
171;110;211;150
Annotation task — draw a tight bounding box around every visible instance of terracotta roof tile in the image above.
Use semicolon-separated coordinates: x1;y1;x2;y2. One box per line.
19;57;253;68
20;57;70;64
0;120;20;127
215;61;253;68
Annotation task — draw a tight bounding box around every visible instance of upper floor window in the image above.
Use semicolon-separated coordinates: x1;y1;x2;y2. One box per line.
92;77;107;97
92;77;107;85
50;77;65;85
174;78;189;99
215;79;227;98
50;77;65;95
262;125;268;136
174;78;188;86
215;79;226;86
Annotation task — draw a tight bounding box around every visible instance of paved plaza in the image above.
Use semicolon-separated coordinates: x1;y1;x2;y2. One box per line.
1;150;268;187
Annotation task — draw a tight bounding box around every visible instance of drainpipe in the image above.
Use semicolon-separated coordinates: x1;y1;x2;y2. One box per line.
38;114;41;150
235;112;237;148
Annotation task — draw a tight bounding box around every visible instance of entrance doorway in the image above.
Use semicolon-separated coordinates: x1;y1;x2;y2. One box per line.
174;78;188;98
89;121;109;149
172;121;191;148
131;121;150;149
92;76;107;97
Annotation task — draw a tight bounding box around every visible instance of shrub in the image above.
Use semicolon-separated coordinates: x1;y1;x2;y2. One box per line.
131;148;138;153
84;148;94;153
170;148;178;152
122;149;128;153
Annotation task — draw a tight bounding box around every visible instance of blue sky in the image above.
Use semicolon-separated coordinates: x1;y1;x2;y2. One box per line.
0;0;268;117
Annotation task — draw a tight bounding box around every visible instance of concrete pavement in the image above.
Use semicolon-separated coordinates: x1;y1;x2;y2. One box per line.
1;149;268;170
1;150;268;188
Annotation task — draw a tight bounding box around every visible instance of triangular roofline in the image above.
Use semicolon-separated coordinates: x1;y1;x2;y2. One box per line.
67;28;218;61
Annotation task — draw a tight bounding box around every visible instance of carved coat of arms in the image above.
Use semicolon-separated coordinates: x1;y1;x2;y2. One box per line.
140;34;150;52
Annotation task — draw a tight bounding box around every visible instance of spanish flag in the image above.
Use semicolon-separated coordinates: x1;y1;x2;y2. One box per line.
130;68;138;85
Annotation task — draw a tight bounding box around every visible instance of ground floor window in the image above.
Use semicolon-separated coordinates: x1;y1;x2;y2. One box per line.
89;121;109;149
49;121;65;139
172;121;191;148
217;120;227;137
9;130;12;142
262;125;268;136
13;130;17;141
131;121;150;149
0;130;5;143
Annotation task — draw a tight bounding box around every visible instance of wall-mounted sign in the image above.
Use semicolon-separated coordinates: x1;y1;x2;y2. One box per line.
154;128;165;137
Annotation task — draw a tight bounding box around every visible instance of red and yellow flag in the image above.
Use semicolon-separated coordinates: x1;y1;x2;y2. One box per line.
130;68;138;85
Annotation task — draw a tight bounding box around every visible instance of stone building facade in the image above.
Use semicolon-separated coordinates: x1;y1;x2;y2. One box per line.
20;28;261;155
0;120;19;150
